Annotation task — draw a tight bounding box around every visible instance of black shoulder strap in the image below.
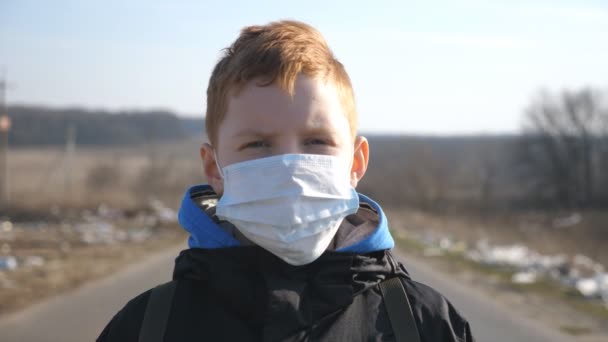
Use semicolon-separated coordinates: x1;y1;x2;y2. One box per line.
138;281;177;342
379;277;422;342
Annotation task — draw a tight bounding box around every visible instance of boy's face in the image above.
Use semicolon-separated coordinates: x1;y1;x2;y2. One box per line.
200;74;369;195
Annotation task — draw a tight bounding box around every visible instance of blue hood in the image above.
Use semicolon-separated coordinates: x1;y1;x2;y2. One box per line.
178;184;394;254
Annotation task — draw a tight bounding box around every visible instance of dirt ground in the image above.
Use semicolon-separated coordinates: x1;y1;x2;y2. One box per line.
0;222;186;317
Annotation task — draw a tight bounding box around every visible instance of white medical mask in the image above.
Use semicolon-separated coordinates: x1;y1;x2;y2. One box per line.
215;153;360;266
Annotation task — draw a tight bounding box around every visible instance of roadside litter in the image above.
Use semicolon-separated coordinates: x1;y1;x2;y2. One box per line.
0;256;17;271
0;200;176;275
410;231;608;309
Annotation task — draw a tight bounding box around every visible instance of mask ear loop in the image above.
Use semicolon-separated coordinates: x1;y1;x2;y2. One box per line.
214;150;224;178
347;144;356;180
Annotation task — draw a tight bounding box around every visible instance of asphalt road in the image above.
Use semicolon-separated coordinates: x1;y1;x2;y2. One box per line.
0;244;571;342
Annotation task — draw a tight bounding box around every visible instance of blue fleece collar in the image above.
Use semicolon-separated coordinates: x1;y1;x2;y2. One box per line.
178;184;394;253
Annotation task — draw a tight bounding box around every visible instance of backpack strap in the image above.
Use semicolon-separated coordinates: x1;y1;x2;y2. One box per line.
138;280;177;342
379;277;421;342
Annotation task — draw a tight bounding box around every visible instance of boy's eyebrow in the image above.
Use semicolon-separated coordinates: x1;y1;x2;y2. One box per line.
302;126;337;136
232;129;275;138
233;126;338;139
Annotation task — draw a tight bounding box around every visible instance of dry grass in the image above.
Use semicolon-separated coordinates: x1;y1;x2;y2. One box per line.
5;139;205;210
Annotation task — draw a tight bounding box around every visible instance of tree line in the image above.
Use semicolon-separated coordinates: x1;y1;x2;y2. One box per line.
6;105;203;146
519;88;608;209
359;87;608;211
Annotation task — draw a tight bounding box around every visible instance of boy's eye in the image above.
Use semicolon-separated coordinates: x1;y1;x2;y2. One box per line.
305;138;329;145
241;141;269;149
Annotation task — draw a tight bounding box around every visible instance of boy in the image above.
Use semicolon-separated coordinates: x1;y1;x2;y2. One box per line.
98;20;475;341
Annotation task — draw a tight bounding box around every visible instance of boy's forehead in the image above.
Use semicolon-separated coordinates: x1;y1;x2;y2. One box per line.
221;76;351;138
229;76;338;107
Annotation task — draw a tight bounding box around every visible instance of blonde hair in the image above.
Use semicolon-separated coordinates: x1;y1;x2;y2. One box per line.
205;20;357;145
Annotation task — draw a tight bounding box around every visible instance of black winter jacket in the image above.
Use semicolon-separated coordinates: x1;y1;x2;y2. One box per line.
97;247;474;341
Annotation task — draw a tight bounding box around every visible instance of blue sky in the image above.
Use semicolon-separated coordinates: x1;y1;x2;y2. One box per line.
1;0;607;134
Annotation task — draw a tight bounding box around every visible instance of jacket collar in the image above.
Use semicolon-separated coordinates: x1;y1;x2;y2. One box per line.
178;184;394;253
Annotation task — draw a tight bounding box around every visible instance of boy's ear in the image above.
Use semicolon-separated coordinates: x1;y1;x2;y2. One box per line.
200;143;224;195
350;136;369;188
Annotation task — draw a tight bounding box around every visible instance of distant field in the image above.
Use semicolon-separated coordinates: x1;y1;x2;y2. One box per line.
6;139;204;211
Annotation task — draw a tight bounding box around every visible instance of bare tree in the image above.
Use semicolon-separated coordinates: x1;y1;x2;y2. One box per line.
401;144;451;212
519;88;608;208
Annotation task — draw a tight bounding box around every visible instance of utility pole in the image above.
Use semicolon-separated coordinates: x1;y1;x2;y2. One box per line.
64;123;76;200
0;72;11;212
